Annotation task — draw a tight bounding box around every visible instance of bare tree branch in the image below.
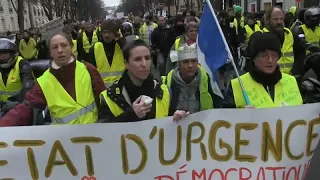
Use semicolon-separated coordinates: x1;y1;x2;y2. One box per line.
10;0;17;12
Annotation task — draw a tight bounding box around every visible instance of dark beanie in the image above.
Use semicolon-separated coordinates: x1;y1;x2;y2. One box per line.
100;20;120;34
248;32;282;60
175;15;184;24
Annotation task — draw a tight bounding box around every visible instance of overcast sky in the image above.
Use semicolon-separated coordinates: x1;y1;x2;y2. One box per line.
103;0;120;7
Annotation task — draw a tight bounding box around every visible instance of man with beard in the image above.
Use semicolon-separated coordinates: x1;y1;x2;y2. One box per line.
88;20;127;87
262;7;305;76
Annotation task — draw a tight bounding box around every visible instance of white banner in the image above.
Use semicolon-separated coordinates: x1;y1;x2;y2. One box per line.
0;104;320;179
39;18;64;41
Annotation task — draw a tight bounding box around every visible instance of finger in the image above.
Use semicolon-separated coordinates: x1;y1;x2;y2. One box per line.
140;106;151;112
133;96;142;104
146;104;152;109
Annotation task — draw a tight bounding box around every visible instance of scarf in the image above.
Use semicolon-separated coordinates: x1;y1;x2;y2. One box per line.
249;65;282;86
120;70;156;102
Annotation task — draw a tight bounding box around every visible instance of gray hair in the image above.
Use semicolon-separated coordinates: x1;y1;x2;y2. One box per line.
186;21;199;31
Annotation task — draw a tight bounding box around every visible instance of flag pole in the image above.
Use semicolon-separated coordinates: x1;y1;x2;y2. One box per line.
205;0;251;105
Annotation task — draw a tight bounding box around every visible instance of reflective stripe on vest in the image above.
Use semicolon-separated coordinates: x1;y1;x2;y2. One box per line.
52;102;96;124
164;65;214;110
245;24;261;44
82;31;98;53
101;84;170;118
0;90;20;96
231;72;303;108
37;60;98;124
94;42;125;87
263;28;295;74
0;56;23;102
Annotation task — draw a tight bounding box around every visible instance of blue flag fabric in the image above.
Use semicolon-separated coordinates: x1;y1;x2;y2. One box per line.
198;3;229;75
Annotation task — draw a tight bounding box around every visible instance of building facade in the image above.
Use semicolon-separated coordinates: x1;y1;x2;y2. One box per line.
239;0;298;12
0;0;54;33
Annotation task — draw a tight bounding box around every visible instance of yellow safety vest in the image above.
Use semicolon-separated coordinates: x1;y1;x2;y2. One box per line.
72;39;78;58
245;24;261;44
94;42;125;87
96;26;101;34
257;20;262;29
19;38;37;60
100;84;170;119
300;24;320;54
175;38;181;51
139;23;158;40
231;72;302;108
233;16;245;33
37;60;98;124
82;31;98;53
0;56;23;102
263;28;295;74
163;66;214;110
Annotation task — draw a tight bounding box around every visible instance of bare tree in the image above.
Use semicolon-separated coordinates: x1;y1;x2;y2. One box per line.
27;0;37;28
39;0;54;20
11;0;24;32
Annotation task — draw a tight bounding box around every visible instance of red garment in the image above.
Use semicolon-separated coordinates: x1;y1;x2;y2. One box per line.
0;60;106;127
187;39;196;46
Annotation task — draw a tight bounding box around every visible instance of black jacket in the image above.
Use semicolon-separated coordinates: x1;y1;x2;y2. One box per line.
98;72;166;122
151;26;171;58
87;37;127;67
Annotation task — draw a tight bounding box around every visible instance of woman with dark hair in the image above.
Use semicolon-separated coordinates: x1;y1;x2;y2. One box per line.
99;40;188;122
0;33;105;126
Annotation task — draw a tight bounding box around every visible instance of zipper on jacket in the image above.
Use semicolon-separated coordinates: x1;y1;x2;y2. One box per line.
266;86;271;97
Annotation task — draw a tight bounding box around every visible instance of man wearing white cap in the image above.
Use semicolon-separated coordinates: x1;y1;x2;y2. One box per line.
162;44;219;115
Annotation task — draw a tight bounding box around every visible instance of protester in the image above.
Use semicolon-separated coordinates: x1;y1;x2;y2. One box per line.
88;19;127;87
162;44;220;115
139;15;158;46
0;38;34;104
223;32;302;108
77;23;99;60
296;8;320;54
0;33;105;126
98;40;187;122
167;21;198;73
19;30;37;60
263;7;305;76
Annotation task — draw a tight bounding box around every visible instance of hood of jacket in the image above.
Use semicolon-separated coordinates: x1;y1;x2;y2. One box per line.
172;67;201;113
